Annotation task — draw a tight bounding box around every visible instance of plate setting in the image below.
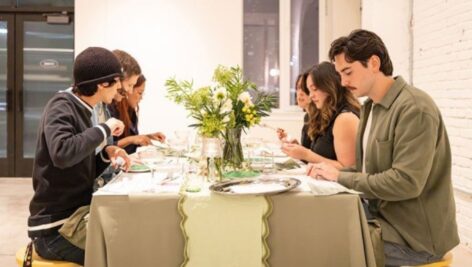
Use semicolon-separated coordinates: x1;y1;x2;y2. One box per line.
126;163;151;173
209;177;300;196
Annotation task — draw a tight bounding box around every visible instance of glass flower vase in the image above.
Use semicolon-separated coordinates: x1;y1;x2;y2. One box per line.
223;127;244;171
201;137;223;183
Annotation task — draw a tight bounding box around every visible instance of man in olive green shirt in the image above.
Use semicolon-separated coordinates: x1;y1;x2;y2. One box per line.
308;29;459;267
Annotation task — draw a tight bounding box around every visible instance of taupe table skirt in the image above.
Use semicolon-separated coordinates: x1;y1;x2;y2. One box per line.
85;192;376;267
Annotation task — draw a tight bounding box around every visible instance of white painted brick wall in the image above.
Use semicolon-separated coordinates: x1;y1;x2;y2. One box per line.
362;0;472;251
413;0;472;250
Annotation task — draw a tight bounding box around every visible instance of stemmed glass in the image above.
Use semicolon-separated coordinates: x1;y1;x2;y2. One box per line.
174;130;190;153
168;130;190;162
137;147;162;178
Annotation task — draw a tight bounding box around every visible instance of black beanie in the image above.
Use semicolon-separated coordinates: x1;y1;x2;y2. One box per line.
73;47;123;87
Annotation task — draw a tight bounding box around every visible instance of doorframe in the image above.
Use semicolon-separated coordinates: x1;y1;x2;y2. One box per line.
13;13;74;177
14;14;38;177
0;13;14;177
0;10;74;177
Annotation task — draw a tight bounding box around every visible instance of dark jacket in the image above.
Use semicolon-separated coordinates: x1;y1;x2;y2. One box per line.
28;91;111;237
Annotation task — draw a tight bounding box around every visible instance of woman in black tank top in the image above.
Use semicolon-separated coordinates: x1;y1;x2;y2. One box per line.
282;62;360;169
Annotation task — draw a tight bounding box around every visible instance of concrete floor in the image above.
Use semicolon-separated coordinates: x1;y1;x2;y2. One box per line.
1;178;472;267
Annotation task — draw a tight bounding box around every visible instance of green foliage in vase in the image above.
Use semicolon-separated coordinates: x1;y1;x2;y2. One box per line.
165;65;277;138
213;65;277;130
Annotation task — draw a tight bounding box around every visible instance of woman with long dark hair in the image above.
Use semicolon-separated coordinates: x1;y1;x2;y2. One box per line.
110;75;166;154
282;62;360;169
277;72;314;149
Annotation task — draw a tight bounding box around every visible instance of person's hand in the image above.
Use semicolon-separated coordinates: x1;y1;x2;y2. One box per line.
104;118;124;137
148;132;166;142
281;143;308;160
276;128;287;141
105;145;131;171
307;162;339;182
132;135;152;146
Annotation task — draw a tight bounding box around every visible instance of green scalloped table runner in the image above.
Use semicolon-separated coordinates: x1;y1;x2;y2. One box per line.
178;192;272;267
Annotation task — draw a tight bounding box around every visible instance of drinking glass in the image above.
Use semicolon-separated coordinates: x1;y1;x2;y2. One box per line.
261;149;275;174
174;130;191;153
138;147;162;178
185;162;203;192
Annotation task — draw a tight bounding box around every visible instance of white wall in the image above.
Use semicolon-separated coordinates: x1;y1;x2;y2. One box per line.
319;0;361;60
76;0;243;137
361;0;412;81
361;0;472;251
413;0;472;250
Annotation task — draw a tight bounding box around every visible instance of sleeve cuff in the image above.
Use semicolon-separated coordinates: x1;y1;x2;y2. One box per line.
338;171;355;188
100;145;111;163
95;123;111;141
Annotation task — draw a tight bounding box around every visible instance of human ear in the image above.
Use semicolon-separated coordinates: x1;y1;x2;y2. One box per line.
369;55;381;72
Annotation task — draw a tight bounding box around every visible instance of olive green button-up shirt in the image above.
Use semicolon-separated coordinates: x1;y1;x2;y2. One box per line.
338;76;459;255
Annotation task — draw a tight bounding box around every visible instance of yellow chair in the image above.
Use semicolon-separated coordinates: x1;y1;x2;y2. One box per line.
16;246;81;267
415;251;453;267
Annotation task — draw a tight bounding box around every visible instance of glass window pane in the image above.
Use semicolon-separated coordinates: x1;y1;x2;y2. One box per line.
23;21;74;158
0;0;13;6
17;0;74;7
243;0;280;108
290;0;318;105
0;21;7;157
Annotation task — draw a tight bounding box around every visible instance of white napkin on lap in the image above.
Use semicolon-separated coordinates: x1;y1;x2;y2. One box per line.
307;179;361;195
229;183;287;194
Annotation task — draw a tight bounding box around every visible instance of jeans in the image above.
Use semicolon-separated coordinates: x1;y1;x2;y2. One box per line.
384;241;443;267
33;233;84;265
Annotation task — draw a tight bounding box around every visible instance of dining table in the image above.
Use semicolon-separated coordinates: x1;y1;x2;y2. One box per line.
84;151;376;267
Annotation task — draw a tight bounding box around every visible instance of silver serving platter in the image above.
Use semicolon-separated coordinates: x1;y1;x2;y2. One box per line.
210;177;300;196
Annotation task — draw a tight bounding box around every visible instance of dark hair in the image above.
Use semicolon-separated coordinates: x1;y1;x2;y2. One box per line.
112;49;141;79
295;72;309;95
295;72;310;107
73;78;118;96
135;74;146;88
307;62;360;139
328;29;393;76
115;74;147;137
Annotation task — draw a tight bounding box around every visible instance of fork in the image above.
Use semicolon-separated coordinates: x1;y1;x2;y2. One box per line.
159;171;178;185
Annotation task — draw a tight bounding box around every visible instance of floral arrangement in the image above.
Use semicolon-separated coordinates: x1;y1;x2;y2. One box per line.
165;65;276;138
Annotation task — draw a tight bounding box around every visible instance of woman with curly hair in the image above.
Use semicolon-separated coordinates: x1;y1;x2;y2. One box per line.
282;61;360;169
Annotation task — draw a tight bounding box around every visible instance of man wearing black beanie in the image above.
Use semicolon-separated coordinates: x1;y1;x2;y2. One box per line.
27;47;131;265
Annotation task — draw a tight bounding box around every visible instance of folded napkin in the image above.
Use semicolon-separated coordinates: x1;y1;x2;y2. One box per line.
275;158;301;170
149;141;183;157
277;167;306;175
307;179;361;195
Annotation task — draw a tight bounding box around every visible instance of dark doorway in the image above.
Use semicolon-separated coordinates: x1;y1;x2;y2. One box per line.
0;2;74;176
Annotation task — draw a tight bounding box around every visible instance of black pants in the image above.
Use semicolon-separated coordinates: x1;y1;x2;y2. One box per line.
33;233;84;265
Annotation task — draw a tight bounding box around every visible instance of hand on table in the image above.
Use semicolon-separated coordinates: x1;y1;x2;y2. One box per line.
306;162;339;182
105;145;131;171
147;132;166;142
132;135;152;146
